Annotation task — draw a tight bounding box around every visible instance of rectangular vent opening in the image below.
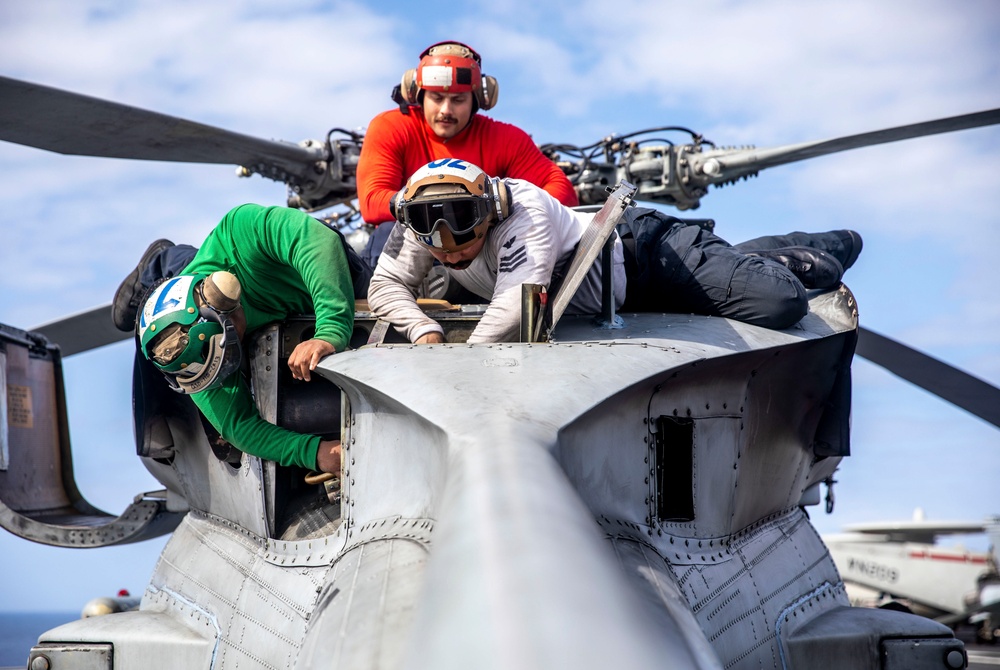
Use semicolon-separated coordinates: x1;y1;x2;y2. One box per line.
654;415;694;522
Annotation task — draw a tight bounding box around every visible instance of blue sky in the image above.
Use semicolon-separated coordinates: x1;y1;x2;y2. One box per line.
0;0;997;613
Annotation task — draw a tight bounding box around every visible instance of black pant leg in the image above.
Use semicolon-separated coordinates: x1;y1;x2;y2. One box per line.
362;221;395;270
734;230;851;255
624;208;808;329
139;245;198;287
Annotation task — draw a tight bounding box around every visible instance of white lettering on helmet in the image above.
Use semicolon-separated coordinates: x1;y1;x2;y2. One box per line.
411;159;478;186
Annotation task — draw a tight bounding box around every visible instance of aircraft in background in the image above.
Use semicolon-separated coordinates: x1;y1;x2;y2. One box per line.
826;510;1000;644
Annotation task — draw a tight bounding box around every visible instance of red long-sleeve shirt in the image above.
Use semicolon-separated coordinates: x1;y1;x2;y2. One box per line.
357;108;578;224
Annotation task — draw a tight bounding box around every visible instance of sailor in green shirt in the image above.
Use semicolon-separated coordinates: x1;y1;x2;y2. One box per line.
135;203;354;474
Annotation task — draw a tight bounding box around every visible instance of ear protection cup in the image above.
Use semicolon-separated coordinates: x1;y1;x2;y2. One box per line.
479;75;499;111
399;68;420;105
202;271;241;312
490;177;511;222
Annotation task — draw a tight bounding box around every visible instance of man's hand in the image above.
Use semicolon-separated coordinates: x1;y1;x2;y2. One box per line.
316;439;342;474
288;338;336;382
415;331;446;344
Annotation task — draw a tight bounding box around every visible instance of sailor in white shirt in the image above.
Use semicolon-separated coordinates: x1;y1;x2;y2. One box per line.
368;159;625;344
368;159;861;343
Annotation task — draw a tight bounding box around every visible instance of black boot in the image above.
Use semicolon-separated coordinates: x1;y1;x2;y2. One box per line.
112;239;175;331
745;246;844;289
827;229;863;270
737;229;863;271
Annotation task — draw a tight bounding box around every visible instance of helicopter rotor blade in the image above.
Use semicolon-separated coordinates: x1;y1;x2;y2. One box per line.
31;304;130;357
0;75;322;172
690;108;1000;185
856;326;1000;430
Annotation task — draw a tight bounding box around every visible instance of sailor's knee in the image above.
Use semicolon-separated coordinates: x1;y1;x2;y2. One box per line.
759;295;808;329
740;261;808;329
761;272;809;327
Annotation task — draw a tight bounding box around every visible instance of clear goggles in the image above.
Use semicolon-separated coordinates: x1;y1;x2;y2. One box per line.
399;196;492;237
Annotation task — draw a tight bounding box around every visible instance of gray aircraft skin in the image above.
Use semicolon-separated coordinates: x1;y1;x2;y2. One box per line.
0;266;967;670
1;76;999;669
10;283;958;670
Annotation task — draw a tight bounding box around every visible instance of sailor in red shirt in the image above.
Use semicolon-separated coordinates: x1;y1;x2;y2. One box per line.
357;41;578;268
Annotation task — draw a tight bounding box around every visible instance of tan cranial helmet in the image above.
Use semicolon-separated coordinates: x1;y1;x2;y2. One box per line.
392;159;511;253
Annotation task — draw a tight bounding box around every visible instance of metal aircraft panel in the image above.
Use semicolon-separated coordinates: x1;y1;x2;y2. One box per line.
37;611;213;669
150;399;271;538
299;516;432;669
23;287;965;669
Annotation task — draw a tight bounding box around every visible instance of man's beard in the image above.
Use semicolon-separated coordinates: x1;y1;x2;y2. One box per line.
443;259;472;270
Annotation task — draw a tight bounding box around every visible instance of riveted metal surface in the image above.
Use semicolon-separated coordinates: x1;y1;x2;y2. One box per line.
299;518;434;669
28;287;940;670
305;289;861;669
599;508;849;668
143;512;328;669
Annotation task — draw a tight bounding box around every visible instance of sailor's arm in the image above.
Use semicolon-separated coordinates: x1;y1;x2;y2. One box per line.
191;376;328;471
415;331;446;344
356;111;411;224
467;205;560;343
367;225;442;342
288;338;337;382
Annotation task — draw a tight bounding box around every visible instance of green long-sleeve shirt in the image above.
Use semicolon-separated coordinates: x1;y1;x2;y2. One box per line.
182;203;355;470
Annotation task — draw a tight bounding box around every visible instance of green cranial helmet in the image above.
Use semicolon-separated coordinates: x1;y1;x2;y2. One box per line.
138;273;243;394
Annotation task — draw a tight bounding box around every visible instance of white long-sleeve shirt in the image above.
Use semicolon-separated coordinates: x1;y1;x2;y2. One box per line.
368;179;626;343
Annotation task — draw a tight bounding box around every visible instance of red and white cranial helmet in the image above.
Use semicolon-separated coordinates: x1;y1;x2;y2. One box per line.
398;41;498;111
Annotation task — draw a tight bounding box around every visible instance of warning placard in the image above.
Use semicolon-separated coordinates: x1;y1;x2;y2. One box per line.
8;384;33;429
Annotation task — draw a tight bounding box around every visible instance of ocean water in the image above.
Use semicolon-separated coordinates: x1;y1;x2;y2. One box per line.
0;611;78;668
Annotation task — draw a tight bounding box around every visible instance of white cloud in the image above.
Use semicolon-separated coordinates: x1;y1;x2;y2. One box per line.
478;0;1000;140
